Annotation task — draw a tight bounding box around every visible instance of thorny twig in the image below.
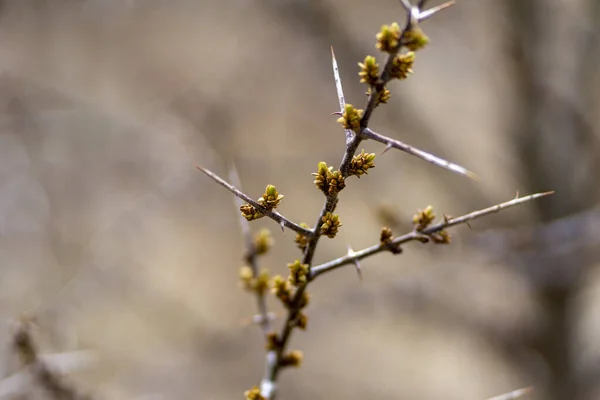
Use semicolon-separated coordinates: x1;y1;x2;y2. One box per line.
310;191;554;279
261;3;469;397
197;2;554;399
196;165;314;238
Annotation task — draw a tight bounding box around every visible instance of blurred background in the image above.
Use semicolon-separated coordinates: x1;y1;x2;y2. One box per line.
0;0;598;399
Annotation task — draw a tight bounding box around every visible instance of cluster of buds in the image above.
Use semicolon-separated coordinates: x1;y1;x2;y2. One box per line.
413;205;436;231
402;25;430;51
412;205;451;244
390;51;415;80
380;226;402;254
365;15;430;110
288;260;310;287
253;229;273;255
336;104;363;133
358;55;380;86
244;387;265;400
320;212;342;238
376;22;401;53
239;266;270;294
430;230;451;244
258;185;284;209
370;86;392;105
312;162;346;196
240;204;263;221
294;223;310;252
240;185;284;221
271;274;310;310
348;149;376;178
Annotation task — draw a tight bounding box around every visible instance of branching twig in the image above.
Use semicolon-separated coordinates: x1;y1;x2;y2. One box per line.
204;2;554;399
310;191;554;279
258;3;482;398
196;165;314;238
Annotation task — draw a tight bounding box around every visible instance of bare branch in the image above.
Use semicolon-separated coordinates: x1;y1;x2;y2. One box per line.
310;192;554;279
486;387;533;400
196;165;314;238
361;127;478;179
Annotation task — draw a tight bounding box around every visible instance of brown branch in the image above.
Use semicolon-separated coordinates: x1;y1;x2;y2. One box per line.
310;191;554;279
196;165;314;238
259;3;467;397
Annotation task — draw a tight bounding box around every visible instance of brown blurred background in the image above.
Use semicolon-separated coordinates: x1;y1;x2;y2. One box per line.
0;0;598;399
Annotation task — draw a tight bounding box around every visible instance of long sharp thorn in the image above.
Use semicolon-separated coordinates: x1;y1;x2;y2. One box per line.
418;1;455;22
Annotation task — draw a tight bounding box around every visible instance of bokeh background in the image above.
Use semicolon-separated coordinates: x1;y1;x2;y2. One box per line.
0;0;598;399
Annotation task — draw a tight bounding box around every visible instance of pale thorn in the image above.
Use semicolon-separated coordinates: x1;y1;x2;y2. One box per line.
347;245;363;280
418;1;455;22
381;143;394;156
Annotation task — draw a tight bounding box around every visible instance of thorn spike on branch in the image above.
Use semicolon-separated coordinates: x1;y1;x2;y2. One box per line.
381;144;393;156
418;1;456;22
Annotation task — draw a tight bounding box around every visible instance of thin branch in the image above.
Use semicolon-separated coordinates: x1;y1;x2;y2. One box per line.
196;165;314;238
486;387;533;400
228;164;272;336
361;127;478;179
310;192;554;279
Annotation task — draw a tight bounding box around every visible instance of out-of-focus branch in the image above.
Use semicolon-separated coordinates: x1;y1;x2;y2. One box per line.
228;164;273;336
486;386;533;400
11;319;92;400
